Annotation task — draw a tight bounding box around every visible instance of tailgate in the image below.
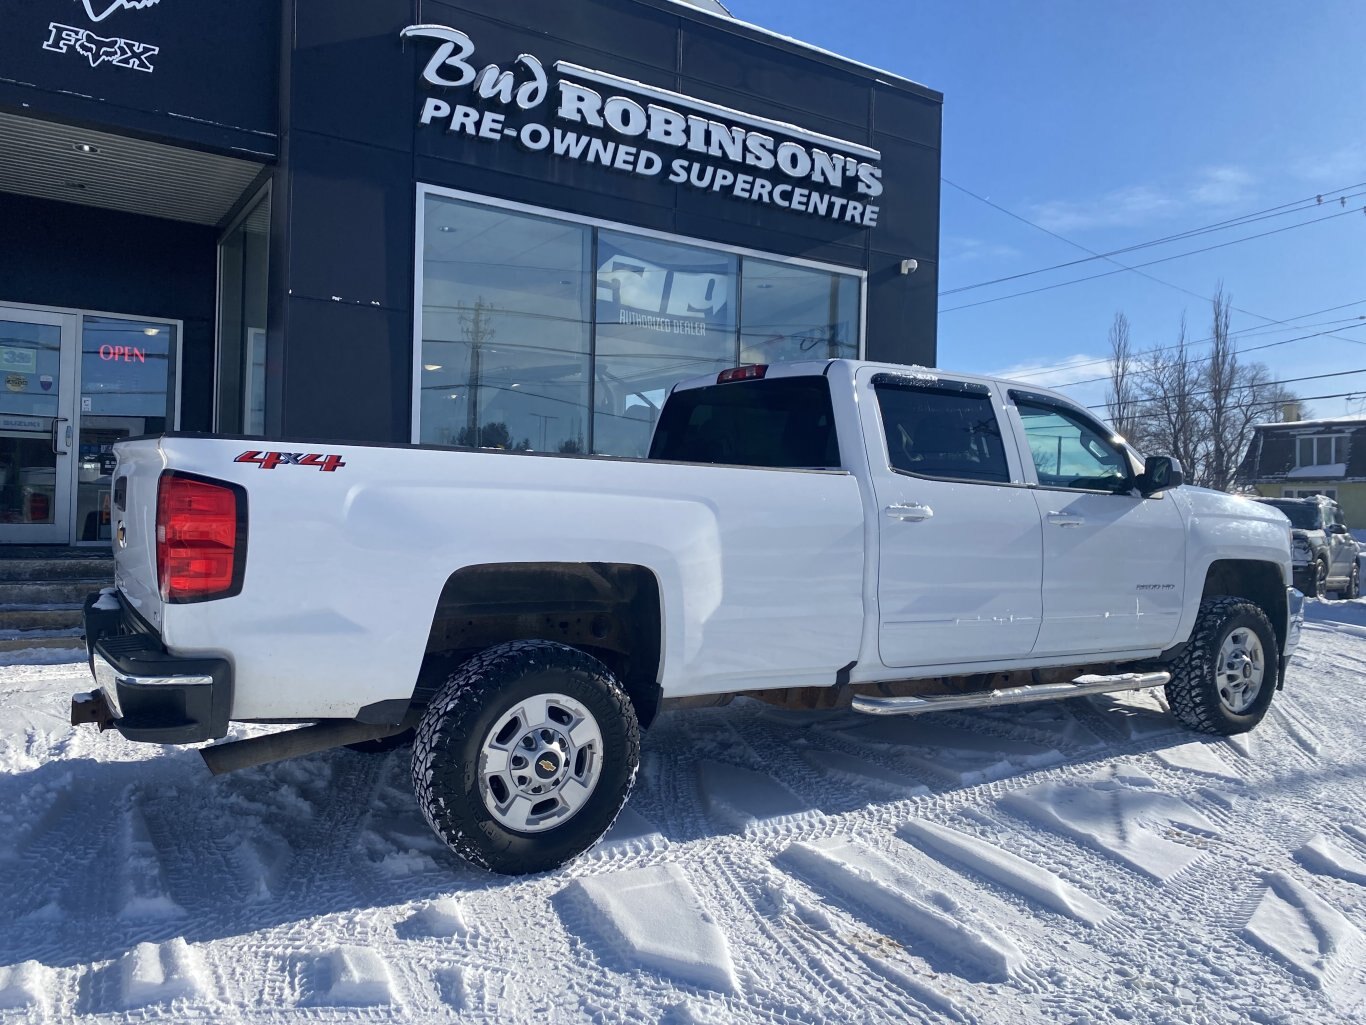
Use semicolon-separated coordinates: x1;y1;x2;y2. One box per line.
108;437;167;631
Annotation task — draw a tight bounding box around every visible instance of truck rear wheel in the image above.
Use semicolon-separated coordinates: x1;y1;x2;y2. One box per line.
1165;596;1278;735
411;640;640;875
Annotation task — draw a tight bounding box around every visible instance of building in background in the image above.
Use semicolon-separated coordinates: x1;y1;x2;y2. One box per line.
1239;416;1366;525
0;0;941;546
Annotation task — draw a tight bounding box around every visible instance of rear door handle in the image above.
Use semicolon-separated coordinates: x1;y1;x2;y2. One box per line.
885;503;933;522
1047;511;1085;527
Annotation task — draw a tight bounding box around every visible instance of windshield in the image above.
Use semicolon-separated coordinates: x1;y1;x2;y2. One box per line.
1262;500;1322;530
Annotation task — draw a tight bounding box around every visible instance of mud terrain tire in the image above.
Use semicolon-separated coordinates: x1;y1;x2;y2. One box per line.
1165;596;1278;736
412;640;639;875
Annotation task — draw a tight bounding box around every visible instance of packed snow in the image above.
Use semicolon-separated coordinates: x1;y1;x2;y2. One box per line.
1;598;1365;1023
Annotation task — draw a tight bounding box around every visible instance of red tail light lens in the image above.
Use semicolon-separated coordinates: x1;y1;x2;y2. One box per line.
717;364;768;384
156;474;245;602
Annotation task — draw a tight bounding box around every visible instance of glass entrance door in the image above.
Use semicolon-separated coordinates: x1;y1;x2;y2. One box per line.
0;307;78;543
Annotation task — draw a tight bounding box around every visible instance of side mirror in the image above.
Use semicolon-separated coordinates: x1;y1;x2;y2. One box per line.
1327;522;1349;535
1138;455;1184;495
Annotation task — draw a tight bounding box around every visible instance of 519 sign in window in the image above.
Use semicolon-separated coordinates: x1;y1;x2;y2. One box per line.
235;451;346;472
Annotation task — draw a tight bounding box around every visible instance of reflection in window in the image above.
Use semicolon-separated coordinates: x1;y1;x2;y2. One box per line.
421;197;591;453
1016;401;1129;492
876;382;1009;483
216;188;269;435
593;233;737;456
741;259;859;364
416;195;864;458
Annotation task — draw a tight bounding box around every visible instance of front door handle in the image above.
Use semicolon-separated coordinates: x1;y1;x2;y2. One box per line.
1047;511;1085;527
51;417;69;455
885;502;933;522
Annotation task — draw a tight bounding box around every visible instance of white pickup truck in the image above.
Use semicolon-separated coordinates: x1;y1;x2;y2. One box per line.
74;359;1303;874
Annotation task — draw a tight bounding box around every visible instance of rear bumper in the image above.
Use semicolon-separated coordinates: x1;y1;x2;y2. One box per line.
77;590;233;744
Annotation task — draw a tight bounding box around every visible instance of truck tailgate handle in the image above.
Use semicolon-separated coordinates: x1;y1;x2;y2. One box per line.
1047;511;1085;527
885;503;933;522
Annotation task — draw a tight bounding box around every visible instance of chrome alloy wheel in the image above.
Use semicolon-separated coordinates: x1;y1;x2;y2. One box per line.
478;692;603;833
1216;626;1266;714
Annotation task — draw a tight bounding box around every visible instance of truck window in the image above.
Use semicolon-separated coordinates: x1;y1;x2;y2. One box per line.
648;376;841;468
1015;399;1132;493
874;379;1010;484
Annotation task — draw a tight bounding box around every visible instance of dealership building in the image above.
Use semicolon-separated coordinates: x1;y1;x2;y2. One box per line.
0;0;941;547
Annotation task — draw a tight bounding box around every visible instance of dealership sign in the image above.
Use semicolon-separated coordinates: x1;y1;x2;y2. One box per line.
400;25;884;228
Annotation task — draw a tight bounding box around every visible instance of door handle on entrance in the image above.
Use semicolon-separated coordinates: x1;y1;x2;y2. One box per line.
885;502;933;522
51;417;70;455
1047;511;1085;527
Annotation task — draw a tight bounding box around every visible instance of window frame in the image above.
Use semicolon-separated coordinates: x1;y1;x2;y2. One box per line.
1295;434;1346;468
411;184;866;448
870;372;1017;487
1008;389;1142;496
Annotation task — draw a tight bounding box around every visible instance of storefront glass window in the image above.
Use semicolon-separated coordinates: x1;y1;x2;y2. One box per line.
417;192;862;459
740;259;860;365
421;197;592;452
216;188;269;435
593;232;737;456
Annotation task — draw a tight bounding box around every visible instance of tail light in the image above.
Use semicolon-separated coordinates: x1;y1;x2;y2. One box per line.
717;364;768;384
156;473;246;603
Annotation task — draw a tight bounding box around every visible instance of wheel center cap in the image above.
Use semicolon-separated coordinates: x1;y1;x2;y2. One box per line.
535;752;560;779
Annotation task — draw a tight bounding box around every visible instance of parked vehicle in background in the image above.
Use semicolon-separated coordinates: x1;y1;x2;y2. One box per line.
74;360;1303;875
1253;495;1360;599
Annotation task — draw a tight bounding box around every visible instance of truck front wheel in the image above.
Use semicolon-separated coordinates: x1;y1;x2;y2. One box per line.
411;640;640;875
1164;596;1278;735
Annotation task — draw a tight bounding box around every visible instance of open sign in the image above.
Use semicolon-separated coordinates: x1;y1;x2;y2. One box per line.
99;344;146;362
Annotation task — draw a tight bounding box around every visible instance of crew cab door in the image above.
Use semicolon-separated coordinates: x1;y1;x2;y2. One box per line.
1006;391;1186;656
859;369;1044;667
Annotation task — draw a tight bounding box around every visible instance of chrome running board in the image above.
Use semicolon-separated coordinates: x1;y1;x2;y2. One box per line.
851;671;1171;717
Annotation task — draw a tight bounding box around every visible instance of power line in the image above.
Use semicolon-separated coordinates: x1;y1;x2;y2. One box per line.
1086;372;1366;415
1007;301;1366;380
1033;321;1366;391
1104;390;1366;424
940;205;1363;313
941;176;1366;347
942;182;1366;296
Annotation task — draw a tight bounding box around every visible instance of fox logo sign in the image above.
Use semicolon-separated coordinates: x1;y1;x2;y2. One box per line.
44;23;158;71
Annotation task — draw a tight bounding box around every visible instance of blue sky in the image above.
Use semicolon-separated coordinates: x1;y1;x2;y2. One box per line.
731;0;1366;419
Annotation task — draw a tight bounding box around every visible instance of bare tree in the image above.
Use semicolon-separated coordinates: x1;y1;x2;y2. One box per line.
1115;287;1298;490
1136;314;1201;476
1105;311;1141;443
1202;286;1239;490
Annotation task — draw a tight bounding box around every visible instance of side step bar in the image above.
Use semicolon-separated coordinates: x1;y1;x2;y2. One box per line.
851;671;1171;717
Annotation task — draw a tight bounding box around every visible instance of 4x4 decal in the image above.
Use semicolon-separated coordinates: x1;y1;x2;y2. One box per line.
235;451;346;472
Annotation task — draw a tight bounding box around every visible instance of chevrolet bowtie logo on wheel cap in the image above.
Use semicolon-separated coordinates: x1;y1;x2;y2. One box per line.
538;758;556;773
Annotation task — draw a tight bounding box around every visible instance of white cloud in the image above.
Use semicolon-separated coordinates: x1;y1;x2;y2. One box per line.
1291;143;1366;186
1028;166;1257;234
1187;166;1257;207
990;353;1112;389
1032;186;1181;233
944;236;1023;263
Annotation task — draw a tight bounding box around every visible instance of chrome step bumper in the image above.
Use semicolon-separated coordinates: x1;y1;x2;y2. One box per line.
851;671;1171;717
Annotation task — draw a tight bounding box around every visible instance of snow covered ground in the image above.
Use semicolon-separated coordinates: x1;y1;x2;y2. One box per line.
2;601;1365;1024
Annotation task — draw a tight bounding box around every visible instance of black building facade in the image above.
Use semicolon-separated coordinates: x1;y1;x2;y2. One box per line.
0;0;941;545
